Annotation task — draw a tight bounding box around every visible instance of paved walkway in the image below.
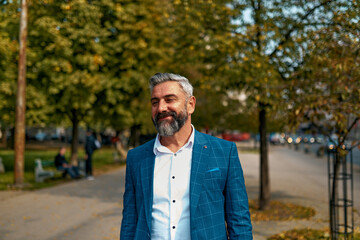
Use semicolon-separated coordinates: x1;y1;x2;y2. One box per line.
0;169;125;240
0;145;358;240
242;145;360;239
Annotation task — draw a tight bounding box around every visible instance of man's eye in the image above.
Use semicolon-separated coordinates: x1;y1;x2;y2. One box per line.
151;101;158;106
166;98;175;103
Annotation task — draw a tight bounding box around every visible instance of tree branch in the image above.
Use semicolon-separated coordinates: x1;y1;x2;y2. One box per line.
269;0;335;60
341;117;360;145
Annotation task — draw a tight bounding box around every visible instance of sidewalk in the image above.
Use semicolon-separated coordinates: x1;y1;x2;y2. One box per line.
241;145;360;239
242;151;328;239
0;169;125;240
0;145;358;239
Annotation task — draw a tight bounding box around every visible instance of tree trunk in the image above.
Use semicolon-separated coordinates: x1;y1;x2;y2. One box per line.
14;0;28;186
259;103;270;210
70;109;79;165
330;151;342;239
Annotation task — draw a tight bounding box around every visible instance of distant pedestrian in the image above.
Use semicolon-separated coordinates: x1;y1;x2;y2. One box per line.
54;147;80;179
85;129;99;180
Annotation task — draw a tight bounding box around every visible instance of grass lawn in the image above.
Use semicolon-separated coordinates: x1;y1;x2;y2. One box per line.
0;147;124;190
249;200;316;221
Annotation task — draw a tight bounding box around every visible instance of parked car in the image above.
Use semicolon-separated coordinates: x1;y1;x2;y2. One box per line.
325;137;347;153
35;131;48;141
222;131;251;142
286;134;302;144
269;133;286;145
316;135;347;156
315;134;325;144
302;134;315;144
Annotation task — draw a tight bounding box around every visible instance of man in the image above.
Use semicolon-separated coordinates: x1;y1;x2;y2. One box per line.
120;73;252;239
85;129;98;180
54;146;80;179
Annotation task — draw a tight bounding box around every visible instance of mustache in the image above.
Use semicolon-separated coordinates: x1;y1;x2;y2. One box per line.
155;111;177;122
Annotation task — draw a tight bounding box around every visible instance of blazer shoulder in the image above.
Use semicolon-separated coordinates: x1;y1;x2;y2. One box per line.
127;138;155;160
196;130;234;148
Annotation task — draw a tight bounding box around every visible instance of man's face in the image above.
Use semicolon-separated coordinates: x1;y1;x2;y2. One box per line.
151;81;195;136
60;147;66;156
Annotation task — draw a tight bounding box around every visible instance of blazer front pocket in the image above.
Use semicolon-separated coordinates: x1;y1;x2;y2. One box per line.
203;169;224;191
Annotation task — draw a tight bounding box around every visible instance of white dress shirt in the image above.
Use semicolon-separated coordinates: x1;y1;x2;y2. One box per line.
151;126;195;240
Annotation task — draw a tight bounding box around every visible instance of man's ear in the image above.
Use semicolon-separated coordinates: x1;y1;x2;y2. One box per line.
187;96;196;115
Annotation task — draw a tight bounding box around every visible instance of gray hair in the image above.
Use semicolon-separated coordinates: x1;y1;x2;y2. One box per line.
149;73;193;98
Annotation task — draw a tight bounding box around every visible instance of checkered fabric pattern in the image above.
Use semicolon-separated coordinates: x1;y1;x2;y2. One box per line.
120;130;253;240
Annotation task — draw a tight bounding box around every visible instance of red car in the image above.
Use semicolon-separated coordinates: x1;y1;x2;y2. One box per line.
222;132;251;142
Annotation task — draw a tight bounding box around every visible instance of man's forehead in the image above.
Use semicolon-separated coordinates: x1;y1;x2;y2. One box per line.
151;94;178;101
151;81;184;96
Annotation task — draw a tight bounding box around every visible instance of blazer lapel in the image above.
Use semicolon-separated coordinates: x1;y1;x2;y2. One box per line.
140;141;156;233
190;131;209;216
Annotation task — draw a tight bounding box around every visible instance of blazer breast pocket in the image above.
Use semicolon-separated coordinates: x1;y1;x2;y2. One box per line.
205;168;221;178
203;168;224;191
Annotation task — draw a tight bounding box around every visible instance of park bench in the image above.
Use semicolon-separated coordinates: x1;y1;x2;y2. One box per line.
34;159;86;183
34;159;57;183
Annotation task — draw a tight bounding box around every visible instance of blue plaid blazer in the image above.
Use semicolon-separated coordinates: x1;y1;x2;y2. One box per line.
120;130;252;240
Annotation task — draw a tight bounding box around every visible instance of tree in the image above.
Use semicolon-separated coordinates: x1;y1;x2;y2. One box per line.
0;1;19;147
160;1;241;132
21;0;175;153
24;0;115;161
288;5;360;236
14;0;28;185
92;0;172;145
0;1;51;147
228;0;350;210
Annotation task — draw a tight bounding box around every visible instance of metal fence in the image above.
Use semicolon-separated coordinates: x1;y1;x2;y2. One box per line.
328;149;354;239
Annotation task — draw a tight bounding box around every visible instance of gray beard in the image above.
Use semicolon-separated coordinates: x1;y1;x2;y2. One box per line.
153;108;188;136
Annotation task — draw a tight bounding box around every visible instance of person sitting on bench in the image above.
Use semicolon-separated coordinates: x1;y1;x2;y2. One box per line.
54;147;80;179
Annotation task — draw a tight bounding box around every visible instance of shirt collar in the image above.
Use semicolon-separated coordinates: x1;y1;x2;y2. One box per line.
153;125;195;155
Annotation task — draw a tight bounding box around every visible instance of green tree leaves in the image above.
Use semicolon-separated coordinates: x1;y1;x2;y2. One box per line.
0;0;358;141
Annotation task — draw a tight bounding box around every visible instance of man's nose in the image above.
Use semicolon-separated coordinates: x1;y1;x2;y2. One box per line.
158;100;168;112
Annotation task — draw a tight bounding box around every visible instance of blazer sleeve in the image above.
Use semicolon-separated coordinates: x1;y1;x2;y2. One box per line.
224;142;253;239
120;150;137;240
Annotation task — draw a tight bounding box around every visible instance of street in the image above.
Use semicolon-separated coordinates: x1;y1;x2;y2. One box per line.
249;144;360;214
297;142;360;166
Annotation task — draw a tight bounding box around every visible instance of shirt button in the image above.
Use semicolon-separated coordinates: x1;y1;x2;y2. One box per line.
172;176;175;179
173;200;176;203
172;226;176;229
174;153;177;156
